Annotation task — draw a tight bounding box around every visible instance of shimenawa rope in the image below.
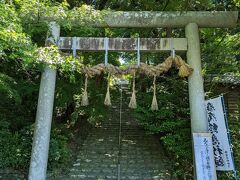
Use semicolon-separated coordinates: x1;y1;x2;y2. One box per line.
79;55;193;108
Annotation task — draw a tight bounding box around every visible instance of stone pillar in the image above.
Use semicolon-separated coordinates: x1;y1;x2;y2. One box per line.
28;22;60;180
185;23;208;133
186;23;211;179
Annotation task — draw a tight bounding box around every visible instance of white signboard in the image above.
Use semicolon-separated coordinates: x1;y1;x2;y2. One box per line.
193;133;217;180
205;96;234;171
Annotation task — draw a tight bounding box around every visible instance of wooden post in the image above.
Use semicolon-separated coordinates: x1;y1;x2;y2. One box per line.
28;22;60;180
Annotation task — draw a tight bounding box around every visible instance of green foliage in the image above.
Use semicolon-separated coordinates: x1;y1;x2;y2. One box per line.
0;123;70;170
234;0;240;7
0;3;36;64
0;127;31;169
70;75;110;126
15;0;108;29
202;29;240;76
230;121;240;170
134;75;193;177
48;128;70;169
36;46;64;66
0;73;21;104
161;130;192;176
0;74;38;131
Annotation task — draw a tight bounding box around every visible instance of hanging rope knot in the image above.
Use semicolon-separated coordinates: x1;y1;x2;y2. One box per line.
81;74;89;106
151;75;158;111
104;72;112;106
174;55;193;77
129;71;137;109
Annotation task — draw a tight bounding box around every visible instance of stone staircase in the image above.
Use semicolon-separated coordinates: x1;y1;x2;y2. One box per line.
67;89;176;180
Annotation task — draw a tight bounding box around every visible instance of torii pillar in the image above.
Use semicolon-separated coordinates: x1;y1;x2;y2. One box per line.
186;22;208;133
28;22;60;180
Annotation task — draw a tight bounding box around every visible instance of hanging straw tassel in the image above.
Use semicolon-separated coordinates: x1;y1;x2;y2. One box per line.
129;72;137;109
81;74;89;106
104;73;111;106
151;75;158;111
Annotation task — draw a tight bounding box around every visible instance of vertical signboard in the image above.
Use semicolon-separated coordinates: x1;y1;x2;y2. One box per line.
205;96;234;171
193;133;217;180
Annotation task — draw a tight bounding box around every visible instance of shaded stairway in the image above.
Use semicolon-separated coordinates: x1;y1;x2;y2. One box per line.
68;90;176;180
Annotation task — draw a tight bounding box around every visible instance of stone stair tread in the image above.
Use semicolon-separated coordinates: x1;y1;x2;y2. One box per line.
65;93;176;180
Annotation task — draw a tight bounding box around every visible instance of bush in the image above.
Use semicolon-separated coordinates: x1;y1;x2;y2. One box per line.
0;124;31;169
134;75;193;178
0;123;70;170
48;128;70;169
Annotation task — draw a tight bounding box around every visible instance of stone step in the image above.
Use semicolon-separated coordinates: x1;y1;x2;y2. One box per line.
64;97;176;180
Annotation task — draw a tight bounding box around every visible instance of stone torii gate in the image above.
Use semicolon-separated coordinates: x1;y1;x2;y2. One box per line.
28;11;238;180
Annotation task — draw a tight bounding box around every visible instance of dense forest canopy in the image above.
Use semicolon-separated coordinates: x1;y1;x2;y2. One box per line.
0;0;239;179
